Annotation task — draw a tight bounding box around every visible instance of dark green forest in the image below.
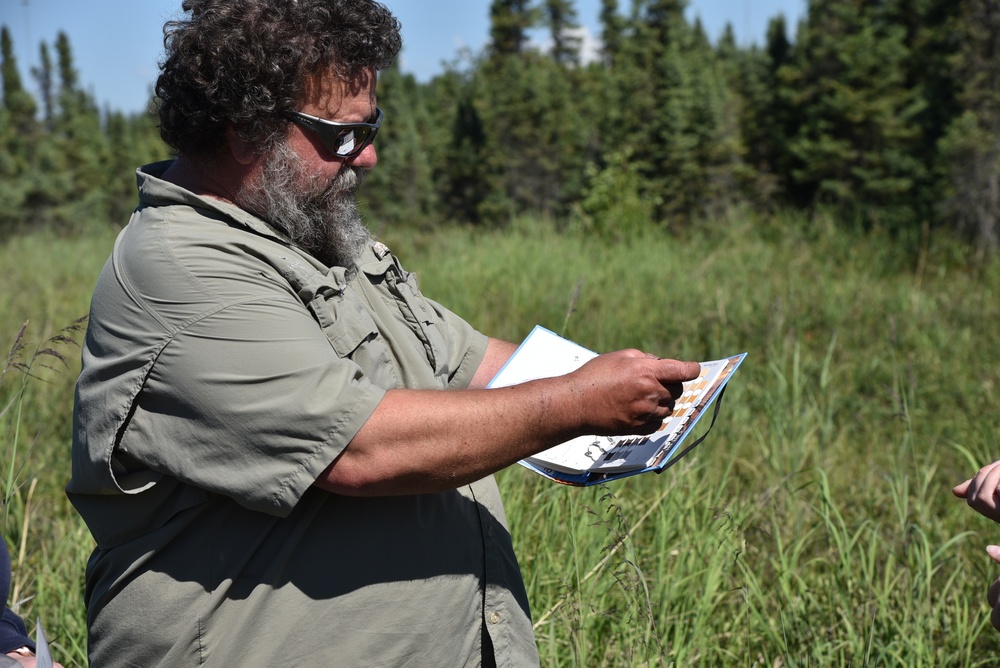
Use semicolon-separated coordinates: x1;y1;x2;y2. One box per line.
2;0;999;254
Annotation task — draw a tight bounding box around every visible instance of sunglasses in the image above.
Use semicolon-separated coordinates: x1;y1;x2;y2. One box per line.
284;107;383;159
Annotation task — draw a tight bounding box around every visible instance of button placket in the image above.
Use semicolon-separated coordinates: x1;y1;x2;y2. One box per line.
385;269;439;369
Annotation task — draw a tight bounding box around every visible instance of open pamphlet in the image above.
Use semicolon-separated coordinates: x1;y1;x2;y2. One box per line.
488;326;747;486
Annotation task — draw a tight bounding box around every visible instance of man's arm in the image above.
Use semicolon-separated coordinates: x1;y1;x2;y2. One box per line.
315;350;701;496
468;337;519;389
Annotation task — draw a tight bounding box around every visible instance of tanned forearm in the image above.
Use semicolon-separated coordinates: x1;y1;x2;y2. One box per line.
317;377;585;496
315;349;702;497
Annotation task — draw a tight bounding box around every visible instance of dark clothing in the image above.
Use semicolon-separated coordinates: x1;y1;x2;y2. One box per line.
0;540;34;655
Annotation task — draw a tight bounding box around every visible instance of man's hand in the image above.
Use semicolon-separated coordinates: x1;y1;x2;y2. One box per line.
564;350;700;436
953;460;1000;522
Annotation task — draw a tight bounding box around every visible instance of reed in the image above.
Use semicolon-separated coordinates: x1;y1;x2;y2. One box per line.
3;211;1000;665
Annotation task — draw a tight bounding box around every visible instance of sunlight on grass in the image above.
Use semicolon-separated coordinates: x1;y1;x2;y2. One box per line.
4;214;1000;665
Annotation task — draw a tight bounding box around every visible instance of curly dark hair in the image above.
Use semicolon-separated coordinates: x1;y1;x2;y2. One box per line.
155;0;401;156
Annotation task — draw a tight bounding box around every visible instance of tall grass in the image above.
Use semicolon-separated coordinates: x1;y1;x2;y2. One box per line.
2;320;91;666
1;229;115;667
390;210;1000;666
3;211;1000;665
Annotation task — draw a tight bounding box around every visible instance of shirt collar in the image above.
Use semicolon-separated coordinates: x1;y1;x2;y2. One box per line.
136;160;296;244
135;160;394;277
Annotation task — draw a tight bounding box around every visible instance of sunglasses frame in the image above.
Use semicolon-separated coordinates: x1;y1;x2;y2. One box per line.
283;107;383;159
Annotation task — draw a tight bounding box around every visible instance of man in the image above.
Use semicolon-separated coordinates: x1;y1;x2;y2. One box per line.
68;1;701;665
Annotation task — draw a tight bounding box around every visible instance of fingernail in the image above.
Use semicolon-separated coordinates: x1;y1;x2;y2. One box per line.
987;545;1000;558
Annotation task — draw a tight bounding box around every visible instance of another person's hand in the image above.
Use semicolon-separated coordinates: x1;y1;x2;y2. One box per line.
986;545;1000;632
953;460;1000;522
954;463;1000;634
2;648;64;667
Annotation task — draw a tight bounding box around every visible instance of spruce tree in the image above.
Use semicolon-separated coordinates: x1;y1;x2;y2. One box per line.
783;0;927;229
471;0;592;223
363;64;438;226
610;0;742;225
546;0;581;66
939;0;1000;252
31;41;54;125
443;82;493;224
0;25;39;231
488;0;534;58
739;14;797;203
52;31;113;228
599;0;624;67
1;25;37;131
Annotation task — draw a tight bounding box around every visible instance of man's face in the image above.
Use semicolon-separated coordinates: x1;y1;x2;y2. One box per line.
288;68;380;180
235;69;379;267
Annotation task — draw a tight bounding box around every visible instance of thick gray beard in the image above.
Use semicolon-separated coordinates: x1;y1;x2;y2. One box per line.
235;140;372;268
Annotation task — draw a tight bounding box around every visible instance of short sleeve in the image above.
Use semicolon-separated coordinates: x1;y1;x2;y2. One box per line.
423;295;488;389
118;292;386;516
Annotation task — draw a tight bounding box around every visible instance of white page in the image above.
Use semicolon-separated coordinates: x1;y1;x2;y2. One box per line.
489;327;739;475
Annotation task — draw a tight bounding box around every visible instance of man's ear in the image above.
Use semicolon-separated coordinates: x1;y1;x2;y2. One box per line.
225;126;257;165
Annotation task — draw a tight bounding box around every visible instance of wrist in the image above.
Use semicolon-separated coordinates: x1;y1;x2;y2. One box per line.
540;373;592;439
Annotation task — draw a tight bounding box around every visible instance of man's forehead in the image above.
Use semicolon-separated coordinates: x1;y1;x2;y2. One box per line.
302;68;377;108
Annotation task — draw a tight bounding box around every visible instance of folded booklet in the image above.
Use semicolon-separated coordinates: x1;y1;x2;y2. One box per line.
487;326;746;486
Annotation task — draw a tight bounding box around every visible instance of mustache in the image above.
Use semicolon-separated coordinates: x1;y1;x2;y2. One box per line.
328;165;365;193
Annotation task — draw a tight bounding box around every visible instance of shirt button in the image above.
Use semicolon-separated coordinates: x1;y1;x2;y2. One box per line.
489;611;501;625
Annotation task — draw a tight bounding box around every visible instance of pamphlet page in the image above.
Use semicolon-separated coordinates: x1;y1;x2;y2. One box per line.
488;326;745;482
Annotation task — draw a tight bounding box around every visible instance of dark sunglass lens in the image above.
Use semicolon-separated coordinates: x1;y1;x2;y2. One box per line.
337;127;376;157
335;129;359;156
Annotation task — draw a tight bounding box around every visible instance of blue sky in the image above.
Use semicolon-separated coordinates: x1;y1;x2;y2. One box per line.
1;0;804;115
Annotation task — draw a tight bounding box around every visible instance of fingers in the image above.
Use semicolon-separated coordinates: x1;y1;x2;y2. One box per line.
955;460;1000;499
652;358;702;384
962;462;1000;521
648;360;698;416
612;350;700;382
658;388;680;410
982;464;1000;502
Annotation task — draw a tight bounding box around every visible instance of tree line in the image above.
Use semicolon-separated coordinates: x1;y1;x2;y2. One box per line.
2;0;998;253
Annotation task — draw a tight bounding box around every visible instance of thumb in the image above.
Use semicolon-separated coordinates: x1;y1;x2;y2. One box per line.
954;479;972;498
987;545;1000;565
654;359;702;383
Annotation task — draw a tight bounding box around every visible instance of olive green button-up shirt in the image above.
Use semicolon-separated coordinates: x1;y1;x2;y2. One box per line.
68;161;539;667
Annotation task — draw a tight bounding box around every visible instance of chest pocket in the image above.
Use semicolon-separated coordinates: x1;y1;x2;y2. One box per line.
283;262;400;389
279;250;453;391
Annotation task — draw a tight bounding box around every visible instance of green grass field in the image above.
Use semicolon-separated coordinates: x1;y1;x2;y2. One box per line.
3;211;1000;666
